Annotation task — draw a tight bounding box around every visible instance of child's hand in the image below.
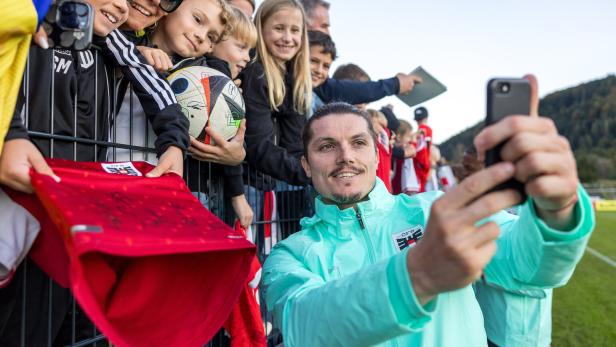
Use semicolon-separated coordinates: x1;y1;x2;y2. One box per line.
403;143;416;158
231;194;254;229
0;139;60;193
33;27;49;49
137;46;173;72
234;79;243;94
146;146;184;178
188;119;247;166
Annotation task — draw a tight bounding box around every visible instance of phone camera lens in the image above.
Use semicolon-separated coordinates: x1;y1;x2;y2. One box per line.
58;2;83;29
75;3;88;16
60;3;76;15
499;82;510;93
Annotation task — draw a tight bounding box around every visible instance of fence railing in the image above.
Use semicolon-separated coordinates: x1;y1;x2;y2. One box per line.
582;183;616;200
0;49;311;347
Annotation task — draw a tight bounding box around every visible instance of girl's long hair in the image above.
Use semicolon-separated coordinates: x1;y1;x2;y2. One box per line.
254;0;312;114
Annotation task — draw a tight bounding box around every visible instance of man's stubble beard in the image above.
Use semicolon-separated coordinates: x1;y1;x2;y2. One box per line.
330;192;364;206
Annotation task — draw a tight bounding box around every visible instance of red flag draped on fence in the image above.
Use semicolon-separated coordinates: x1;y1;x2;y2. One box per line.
223;222;266;347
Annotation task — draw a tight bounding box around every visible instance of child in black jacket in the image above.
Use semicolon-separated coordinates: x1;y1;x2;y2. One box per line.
0;0;189;344
117;0;258;228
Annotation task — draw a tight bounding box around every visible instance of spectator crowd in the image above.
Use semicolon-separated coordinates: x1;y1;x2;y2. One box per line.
0;0;594;346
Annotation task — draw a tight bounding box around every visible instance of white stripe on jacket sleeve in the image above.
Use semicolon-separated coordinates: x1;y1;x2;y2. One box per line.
105;30;176;110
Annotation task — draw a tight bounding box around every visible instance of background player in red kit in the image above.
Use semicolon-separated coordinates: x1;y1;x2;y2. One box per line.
413;106;432;192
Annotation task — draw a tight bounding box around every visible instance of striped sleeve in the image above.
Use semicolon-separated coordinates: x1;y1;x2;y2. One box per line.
103;30;176;113
99;30;189;155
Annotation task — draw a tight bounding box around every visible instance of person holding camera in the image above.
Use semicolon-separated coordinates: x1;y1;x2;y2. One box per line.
261;93;594;346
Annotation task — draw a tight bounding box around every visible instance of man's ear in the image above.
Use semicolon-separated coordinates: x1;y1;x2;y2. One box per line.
301;155;312;178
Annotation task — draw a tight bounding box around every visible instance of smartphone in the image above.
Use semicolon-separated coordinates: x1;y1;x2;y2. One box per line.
41;0;94;51
485;78;531;196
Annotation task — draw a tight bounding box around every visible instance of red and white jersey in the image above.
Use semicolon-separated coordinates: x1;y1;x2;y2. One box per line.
5;159;256;347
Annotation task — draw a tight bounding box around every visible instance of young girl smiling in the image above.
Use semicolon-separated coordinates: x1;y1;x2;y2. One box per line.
240;0;312;190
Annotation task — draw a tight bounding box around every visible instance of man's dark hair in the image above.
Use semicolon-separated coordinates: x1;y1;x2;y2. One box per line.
298;0;330;19
332;63;371;82
308;30;337;61
302;102;377;159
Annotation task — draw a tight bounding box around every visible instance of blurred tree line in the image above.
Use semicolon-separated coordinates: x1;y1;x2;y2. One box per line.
439;75;616;183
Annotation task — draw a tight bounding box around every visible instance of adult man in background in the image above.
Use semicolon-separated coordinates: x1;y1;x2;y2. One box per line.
262;96;594;346
299;0;330;34
227;0;254;18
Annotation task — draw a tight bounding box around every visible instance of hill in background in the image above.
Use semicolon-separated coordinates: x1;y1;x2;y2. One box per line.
438;75;616;182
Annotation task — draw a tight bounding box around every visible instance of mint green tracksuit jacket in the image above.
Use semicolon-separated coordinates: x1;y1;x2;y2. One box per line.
262;179;595;347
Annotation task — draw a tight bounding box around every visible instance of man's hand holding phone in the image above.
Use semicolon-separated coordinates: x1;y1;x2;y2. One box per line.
475;75;579;230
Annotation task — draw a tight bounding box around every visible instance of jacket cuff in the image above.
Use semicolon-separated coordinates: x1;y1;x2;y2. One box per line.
224;167;245;197
387;250;437;330
5;111;29;141
525;184;594;242
390;76;401;95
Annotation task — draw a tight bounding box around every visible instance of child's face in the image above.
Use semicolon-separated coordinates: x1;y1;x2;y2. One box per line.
89;0;129;36
371;117;384;135
396;131;412;146
309;45;332;88
262;7;303;63
123;0;166;31
158;0;224;57
212;36;251;79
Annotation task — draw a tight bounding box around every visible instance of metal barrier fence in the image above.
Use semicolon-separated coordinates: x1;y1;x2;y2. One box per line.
0;48;311;346
582;183;616;200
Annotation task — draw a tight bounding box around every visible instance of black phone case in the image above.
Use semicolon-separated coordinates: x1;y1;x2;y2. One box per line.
42;1;94;51
485;78;531;197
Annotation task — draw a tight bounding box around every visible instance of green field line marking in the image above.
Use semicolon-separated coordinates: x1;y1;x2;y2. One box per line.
586;246;616;268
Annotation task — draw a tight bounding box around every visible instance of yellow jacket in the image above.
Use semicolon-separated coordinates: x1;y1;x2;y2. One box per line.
0;0;38;153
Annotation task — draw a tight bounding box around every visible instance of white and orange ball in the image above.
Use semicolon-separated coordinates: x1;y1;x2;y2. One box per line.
167;66;245;144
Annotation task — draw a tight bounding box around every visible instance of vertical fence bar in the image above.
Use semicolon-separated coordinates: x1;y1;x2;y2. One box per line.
129;84;133;161
20;260;28;347
71;297;76;345
94;54;99;162
13;53;311;346
47;49;56;347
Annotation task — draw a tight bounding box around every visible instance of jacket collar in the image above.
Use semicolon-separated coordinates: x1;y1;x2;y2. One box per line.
303;178;396;238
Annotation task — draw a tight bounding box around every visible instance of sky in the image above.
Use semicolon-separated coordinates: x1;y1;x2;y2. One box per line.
323;0;616;144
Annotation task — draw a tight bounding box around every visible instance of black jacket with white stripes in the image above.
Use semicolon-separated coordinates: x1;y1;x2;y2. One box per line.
110;31;247;198
7;30;189;161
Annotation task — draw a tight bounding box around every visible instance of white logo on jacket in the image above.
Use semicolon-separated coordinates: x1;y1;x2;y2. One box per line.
392;225;424;251
53;55;72;74
79;51;94;69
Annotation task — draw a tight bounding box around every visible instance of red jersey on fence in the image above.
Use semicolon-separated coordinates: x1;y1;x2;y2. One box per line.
4;159;255;347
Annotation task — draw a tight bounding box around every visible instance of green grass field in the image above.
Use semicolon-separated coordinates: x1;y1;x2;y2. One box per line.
552;212;616;346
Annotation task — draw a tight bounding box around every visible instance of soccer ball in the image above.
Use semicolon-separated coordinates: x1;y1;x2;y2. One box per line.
167;66;245;144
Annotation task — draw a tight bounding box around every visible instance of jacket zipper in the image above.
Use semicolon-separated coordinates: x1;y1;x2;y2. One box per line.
356;209;365;229
356;208;376;264
356;208;399;347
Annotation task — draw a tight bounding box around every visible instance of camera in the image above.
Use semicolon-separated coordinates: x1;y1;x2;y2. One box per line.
42;0;94;50
497;82;510;94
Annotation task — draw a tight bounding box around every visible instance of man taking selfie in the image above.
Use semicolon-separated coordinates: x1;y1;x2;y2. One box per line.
262;79;594;346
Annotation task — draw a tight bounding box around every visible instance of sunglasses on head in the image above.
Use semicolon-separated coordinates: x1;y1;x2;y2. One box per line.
159;0;183;13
